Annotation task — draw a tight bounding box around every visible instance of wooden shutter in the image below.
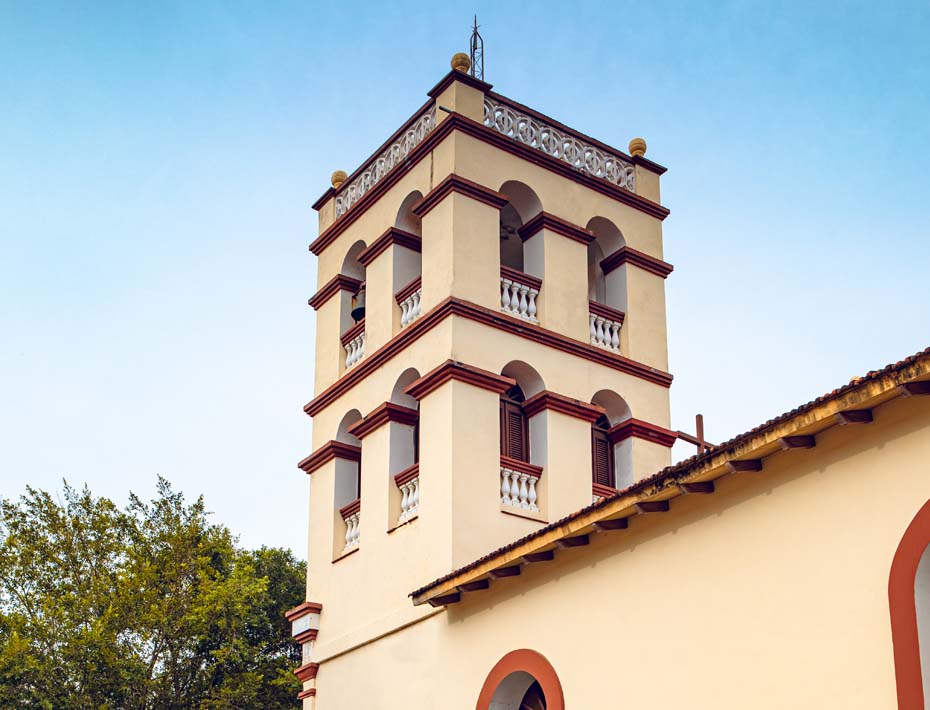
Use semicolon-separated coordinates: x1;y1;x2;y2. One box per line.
591;427;614;487
500;399;528;462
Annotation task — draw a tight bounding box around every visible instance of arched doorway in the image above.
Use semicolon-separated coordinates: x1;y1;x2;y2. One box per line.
476;650;564;710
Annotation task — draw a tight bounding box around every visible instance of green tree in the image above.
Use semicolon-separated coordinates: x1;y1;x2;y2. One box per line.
0;478;304;709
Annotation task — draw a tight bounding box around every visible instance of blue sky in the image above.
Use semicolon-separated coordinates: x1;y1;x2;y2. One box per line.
2;1;928;555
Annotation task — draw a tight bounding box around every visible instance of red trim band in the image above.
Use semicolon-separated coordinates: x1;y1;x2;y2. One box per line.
601;246;674;278
589;301;626;324
357;227;421;267
348;402;419;440
285;601;322;622
523;391;605;422
393;462;420;487
608;418;678;447
294;662;320;682
499;265;542;291
499;455;543;478
427;69;493;98
339;498;361;518
395;275;422;303
339;319;365;347
592;482;618;499
518;211;597;245
297;441;361;474
308;275;362;311
412;173;509;218
405;359;515;400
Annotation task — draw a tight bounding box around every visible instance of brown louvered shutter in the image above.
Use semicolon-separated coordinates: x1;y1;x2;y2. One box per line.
592;427;613;487
500;399;528;462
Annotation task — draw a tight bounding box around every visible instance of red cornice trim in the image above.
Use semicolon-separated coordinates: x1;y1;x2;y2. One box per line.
340;319;365;346
405;359;515;400
293;628;318;645
339;498;361;518
357;227;422;267
297;688;316;700
411;173;508;218
427;69;493;98
518;211;597;245
308;275;361;311
499;265;542;291
592;482;618;499
348;402;419;440
588;301;626;324
309;114;669;256
294;662;320;682
608;418;678;447
499;455;543;478
632;153;668;176
303;298;673;417
523;391;605;422
297;441;361;474
393;462;420;487
888;497;930;710
285;601;323;622
311;188;334;212
601;246;674;279
477;649;564;710
395;275;422;303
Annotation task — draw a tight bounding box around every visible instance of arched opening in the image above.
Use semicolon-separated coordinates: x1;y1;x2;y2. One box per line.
500;362;545;466
333;409;363;553
586;216;627;313
393;192;424;329
390;368;421;473
498;181;543;274
476;650;564;710
591;390;633;490
340;241;368;368
889;498;930;709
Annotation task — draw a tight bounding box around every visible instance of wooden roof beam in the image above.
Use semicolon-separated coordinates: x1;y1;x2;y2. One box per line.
779;435;816;450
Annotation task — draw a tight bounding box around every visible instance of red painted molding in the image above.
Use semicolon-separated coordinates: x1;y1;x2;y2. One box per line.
309;114;669;256
889;497;930;710
608;418;678;447
394;275;422;303
592;482;618;499
297;441;361;474
357;227;421;267
297;688;316;700
589;301;626;324
285;601;323;622
339;319;365;347
339;498;361;519
523;390;605;422
411;173;509;218
499;455;543;478
348;402;419;440
293;628;318;645
427;69;493;98
405;359;515;400
518;211;597;245
393;462;420;487
308;275;362;311
601;246;674;278
632;153;668;175
499;265;542;291
294;662;320;682
302;298;673;417
476;649;564;710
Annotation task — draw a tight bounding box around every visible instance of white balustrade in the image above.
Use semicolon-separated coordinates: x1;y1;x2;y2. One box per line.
344;330;366;368
500;276;539;323
342;510;360;550
398;476;420;522
399;287;422;328
500;465;539;512
484;96;636;192
589;313;621;352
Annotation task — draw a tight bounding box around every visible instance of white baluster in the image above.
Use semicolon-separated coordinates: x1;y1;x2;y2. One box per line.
410;477;419;514
501;278;513;312
527;476;538;511
399;483;410;519
400;299;410;327
344;515;354;549
518;473;530;509
517;285;529;318
411;290;421;322
501;468;512;505
595;317;606;347
590;314;598;345
610;322;620;351
527;288;538;321
358;333;365;361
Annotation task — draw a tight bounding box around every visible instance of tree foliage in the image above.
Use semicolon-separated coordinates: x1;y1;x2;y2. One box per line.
0;478;304;709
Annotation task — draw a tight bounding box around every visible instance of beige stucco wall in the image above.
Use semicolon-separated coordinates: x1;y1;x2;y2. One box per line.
308;394;930;709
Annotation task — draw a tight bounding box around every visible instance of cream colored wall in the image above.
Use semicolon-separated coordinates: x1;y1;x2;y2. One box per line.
523;228;590;342
308;396;930;710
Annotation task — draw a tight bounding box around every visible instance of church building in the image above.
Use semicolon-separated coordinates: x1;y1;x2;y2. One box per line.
286;52;930;709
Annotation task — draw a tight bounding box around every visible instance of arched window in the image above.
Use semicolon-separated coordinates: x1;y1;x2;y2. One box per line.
498;181;543;273
476;649;564;710
393;192;424;329
335;410;362;504
586;216;627;312
591;390;632;490
390;368;421;474
500;384;528;462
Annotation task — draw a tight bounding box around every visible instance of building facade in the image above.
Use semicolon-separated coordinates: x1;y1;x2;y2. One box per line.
287;53;930;709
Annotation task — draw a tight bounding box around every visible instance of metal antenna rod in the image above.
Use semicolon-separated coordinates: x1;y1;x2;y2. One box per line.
469;15;484;81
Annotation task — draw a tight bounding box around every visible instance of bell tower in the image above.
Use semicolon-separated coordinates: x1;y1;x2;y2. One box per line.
287;52;674;707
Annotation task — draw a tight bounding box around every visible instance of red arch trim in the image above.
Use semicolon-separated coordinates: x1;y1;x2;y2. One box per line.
890;497;930;710
476;649;564;710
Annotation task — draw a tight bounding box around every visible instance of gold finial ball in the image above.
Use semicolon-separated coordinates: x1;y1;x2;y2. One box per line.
331;170;348;189
451;52;471;73
628;137;647;157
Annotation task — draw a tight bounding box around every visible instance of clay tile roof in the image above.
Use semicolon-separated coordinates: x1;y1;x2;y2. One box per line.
410;346;930;601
